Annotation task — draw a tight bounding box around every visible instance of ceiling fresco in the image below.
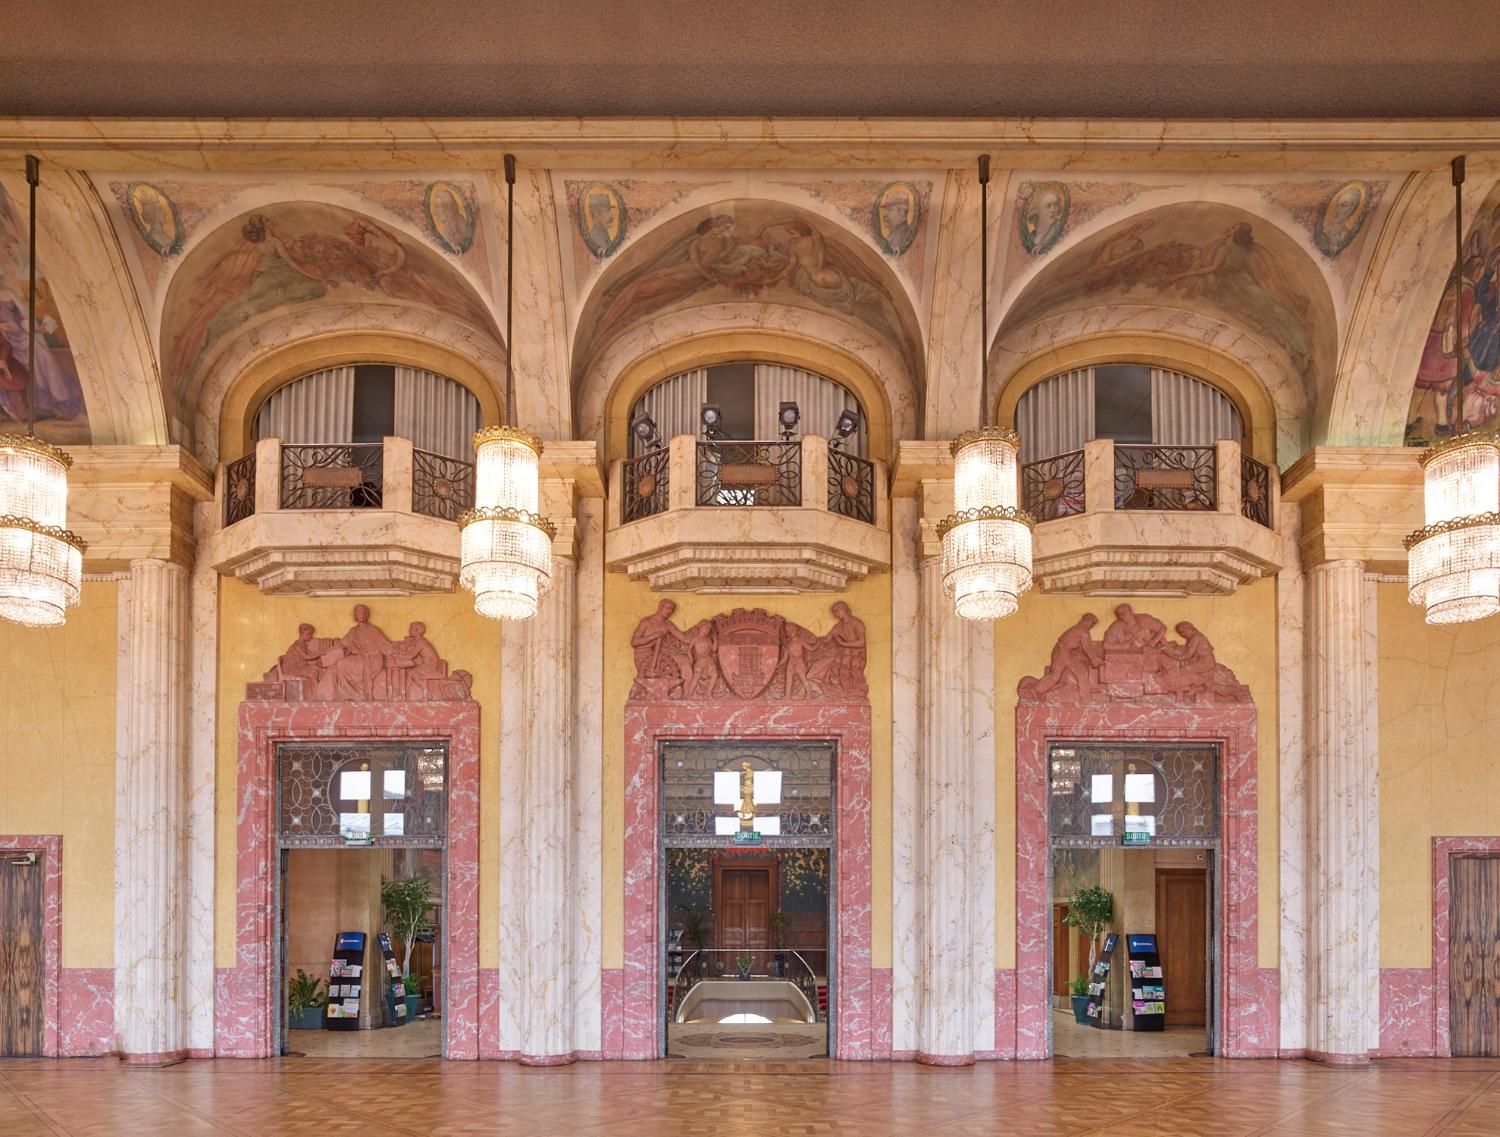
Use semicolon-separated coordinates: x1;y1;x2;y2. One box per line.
998;201;1336;395
159;202;499;400
573;199;922;377
0;184;88;443
1406;182;1500;446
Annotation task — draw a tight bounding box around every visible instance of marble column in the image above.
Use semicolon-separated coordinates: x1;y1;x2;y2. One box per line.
114;558;190;1064
1305;559;1380;1063
915;553;996;1064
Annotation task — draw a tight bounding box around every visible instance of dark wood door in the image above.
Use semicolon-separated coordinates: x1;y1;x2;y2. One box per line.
714;859;775;970
1156;868;1208;1028
1451;854;1500;1057
0;852;45;1056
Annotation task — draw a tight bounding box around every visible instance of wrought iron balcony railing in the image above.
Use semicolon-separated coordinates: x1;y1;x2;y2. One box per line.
1114;444;1217;511
1021;448;1086;521
223;452;256;527
696;439;802;507
826;447;876;523
1240;453;1272;528
622;446;670;523
280;443;385;510
411;447;476;521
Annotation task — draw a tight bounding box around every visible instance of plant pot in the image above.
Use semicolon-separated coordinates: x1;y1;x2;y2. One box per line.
404;994;421;1020
290;1007;324;1030
1070;995;1091;1025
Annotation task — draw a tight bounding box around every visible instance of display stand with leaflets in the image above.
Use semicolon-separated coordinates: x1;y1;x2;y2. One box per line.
378;932;408;1027
1126;933;1166;1031
1084;932;1119;1027
323;932;366;1031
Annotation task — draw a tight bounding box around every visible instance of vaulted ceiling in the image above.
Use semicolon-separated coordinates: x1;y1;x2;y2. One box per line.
6;0;1500;120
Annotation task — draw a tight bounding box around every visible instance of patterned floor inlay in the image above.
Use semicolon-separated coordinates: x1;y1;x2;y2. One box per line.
668;1022;828;1059
0;1056;1498;1136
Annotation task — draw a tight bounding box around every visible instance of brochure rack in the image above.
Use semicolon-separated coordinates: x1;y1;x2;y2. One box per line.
379;932;408;1026
1126;933;1166;1031
324;931;366;1031
1084;932;1119;1027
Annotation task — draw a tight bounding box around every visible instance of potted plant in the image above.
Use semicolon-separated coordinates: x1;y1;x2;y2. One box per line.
675;905;712;977
768;909;788;977
402;973;423;1021
735;953;755;981
1067;975;1091;1025
1062;885;1114;971
288;969;325;1030
381;875;434;1023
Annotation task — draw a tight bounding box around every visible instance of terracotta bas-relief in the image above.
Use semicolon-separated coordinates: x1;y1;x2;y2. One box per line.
251;605;474;702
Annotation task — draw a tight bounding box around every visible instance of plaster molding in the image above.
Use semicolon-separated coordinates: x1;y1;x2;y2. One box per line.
1279;445;1422;573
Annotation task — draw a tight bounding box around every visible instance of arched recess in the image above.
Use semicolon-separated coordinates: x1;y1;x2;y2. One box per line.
214;325;506;465
1325;170;1500;447
993;327;1285;466
571;198;925;444
160;201;504;462
993;202;1336;465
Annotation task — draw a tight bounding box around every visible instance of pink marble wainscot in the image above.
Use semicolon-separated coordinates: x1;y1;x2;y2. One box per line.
1378;968;1436;1057
0;835;65;1054
1014;702;1277;1059
622;698;873;1059
217;700;480;1058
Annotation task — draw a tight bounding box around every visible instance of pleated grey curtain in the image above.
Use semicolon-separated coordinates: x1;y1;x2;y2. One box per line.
1015;368;1094;462
394;366;483;459
1150;368;1241;447
253;366;356;444
753;364;865;455
632;368;708;454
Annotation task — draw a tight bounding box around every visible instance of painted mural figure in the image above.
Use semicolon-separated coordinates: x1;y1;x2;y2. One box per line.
873;182;919;256
1019;181;1069;255
1021;613;1103;699
1313;180;1373;258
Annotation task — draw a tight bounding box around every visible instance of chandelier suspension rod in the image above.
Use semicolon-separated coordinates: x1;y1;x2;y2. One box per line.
504;152;516;431
25;155;38;439
978;154;990;426
1453;155;1466;432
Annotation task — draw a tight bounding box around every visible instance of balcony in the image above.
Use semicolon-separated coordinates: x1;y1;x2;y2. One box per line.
607;434;889;592
208;436;475;595
1019;438;1281;596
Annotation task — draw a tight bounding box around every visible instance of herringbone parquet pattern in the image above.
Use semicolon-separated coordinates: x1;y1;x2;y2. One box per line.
0;1057;1497;1136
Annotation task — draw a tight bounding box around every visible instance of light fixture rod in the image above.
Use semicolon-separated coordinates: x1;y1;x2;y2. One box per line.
1453;154;1466;434
25;154;38;438
978;154;990;427
504;152;516;430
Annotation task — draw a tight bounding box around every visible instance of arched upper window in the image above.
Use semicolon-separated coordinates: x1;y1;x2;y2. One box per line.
253;364;481;460
629;362;865;456
1015;364;1242;462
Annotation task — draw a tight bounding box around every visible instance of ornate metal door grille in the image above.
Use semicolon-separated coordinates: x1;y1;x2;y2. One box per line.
276;742;447;847
1048;744;1218;847
660;741;834;849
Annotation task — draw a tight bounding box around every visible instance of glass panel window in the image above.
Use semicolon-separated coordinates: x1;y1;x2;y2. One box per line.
277;743;447;846
1048;745;1217;846
662;742;833;846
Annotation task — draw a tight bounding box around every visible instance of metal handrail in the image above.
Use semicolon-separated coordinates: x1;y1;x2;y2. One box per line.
668;947;824;1022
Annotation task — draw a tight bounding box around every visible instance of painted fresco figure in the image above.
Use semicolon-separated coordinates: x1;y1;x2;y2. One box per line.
1021;613;1102;700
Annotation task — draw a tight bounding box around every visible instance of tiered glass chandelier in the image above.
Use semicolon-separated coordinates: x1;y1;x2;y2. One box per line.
938;156;1034;620
1406;155;1500;625
0;156;85;628
458;155;554;621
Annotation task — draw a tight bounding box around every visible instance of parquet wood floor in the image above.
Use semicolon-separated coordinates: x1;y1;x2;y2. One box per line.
0;1056;1497;1136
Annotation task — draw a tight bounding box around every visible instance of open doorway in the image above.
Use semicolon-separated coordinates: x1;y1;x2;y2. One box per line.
661;742;833;1059
1048;744;1218;1058
274;741;447;1058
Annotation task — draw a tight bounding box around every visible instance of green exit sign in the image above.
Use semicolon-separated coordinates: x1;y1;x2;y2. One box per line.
734;830;763;845
1123;831;1151;846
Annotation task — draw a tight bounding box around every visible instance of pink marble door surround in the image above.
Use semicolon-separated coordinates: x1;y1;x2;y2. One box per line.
1379;836;1500;1058
1012;607;1278;1059
218;699;480;1058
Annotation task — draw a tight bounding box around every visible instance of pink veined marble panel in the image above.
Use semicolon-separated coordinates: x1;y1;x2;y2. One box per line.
1014;703;1276;1059
0;835;62;1056
622;698;874;1060
1378;967;1436;1057
869;967;892;1059
477;967;504;1060
217;700;480;1059
1430;836;1500;1058
988;968;1017;1059
59;969;114;1056
600;967;625;1060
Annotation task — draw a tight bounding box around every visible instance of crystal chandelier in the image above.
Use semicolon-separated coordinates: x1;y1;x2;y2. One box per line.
1405;155;1500;624
938;156;1034;620
458;155;554;621
0;156;85;628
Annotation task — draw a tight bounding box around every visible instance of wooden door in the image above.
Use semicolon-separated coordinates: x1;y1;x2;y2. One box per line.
1451;854;1500;1057
0;851;45;1056
1053;904;1071;997
714;858;775;971
1156;868;1208;1028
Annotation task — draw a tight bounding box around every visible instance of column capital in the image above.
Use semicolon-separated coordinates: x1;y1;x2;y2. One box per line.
65;445;215;572
1279;445;1421;574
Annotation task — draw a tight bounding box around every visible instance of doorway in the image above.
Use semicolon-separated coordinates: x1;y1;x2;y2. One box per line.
661;741;833;1060
274;741;447;1059
1047;743;1219;1058
1450;853;1500;1057
0;850;43;1057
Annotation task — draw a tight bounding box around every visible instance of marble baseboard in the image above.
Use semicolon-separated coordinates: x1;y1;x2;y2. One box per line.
59;967;114;1056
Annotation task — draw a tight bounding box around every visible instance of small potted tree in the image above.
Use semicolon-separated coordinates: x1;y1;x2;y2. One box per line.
288;969;326;1030
381;875;434;1023
1062;885;1114;1023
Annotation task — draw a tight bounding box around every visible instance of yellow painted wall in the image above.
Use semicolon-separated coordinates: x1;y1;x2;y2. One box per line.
0;581;117;968
993;580;1281;970
1377;582;1500;968
213;579;504;969
601;572;894;971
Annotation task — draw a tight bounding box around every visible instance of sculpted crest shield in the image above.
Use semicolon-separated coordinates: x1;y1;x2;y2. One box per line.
711;610;785;700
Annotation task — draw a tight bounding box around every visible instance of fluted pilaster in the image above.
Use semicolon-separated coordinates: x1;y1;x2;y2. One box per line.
1305;559;1379;1063
115;558;190;1063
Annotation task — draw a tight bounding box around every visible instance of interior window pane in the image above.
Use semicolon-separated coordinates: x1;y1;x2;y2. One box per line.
383;769;406;799
1124;773;1155;802
1094;364;1152;443
339;770;371;801
1090;774;1114;803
